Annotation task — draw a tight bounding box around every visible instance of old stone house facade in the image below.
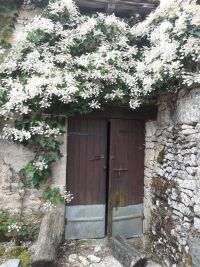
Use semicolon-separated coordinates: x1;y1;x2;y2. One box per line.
0;3;200;267
144;89;200;266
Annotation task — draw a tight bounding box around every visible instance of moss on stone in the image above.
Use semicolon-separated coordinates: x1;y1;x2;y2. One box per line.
0;118;6;131
185;255;193;267
19;250;32;267
0;244;5;256
152;176;167;198
157;148;165;165
152;176;165;188
0;231;9;242
4;246;27;258
132;237;143;250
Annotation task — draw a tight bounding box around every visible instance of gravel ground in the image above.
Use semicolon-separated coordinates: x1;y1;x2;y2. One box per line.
58;238;122;267
58;238;162;267
90;255;122;267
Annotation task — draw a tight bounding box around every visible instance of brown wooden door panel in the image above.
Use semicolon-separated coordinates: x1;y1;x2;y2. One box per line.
109;119;144;207
109;119;145;237
66;118;107;206
66;116;145;239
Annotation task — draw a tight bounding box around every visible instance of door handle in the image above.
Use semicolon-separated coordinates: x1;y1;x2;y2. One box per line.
90;155;104;161
113;168;128;171
113;168;128;176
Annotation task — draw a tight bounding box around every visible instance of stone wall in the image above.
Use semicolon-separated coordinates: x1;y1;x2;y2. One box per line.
143;121;157;233
0;120;67;214
0;128;67;214
144;89;200;266
0;140;35;213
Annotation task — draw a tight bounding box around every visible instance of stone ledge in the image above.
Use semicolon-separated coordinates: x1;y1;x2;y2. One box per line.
109;235;147;267
0;259;21;267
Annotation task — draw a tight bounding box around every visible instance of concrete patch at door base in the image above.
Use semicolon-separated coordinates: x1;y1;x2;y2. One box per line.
112;203;143;238
65;204;105;239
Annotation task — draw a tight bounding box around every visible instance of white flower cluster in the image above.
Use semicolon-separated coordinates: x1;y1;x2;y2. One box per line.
2;126;31;142
182;72;200;86
33;158;48;171
26;16;55;34
131;0;200;92
42;200;56;211
8;223;22;233
0;46;5;55
62;190;74;203
1;121;61;142
48;0;79;17
30;122;61;137
23;0;31;5
0;0;199;143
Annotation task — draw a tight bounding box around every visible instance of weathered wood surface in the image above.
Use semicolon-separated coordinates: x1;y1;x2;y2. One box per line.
75;0;158;12
109;235;147;267
76;0;157;8
31;205;65;267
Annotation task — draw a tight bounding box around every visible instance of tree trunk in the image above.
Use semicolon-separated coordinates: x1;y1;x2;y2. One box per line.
31;205;65;267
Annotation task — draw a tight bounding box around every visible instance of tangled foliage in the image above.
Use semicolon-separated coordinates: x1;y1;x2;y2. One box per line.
0;0;200;189
42;187;73;210
0;209;39;242
0;0;19;57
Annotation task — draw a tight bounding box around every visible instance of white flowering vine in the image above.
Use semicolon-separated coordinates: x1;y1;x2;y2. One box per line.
42;200;57;211
42;187;73;211
0;0;199;189
63;190;74;203
7;223;22;233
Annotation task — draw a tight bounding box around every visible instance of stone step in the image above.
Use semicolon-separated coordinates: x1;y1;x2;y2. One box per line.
109;235;147;267
0;259;21;267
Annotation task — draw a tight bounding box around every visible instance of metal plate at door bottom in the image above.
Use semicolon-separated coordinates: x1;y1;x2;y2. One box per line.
112;203;143;238
65;205;105;240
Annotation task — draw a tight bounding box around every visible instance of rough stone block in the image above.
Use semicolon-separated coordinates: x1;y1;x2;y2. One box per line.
109;235;147;267
176;88;200;124
194;218;200;230
182;129;197;135
189;235;200;267
181;125;195;130
194;205;200;216
145;121;157;138
165;153;175;160
180;192;193;207
178;179;196;191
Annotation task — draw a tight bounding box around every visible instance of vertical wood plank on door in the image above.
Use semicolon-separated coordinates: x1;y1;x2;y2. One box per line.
66;118;107;205
109;119;145;238
65;118;108;239
110;119;144;207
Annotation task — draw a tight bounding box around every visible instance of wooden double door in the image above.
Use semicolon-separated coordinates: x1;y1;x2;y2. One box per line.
65;116;145;239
